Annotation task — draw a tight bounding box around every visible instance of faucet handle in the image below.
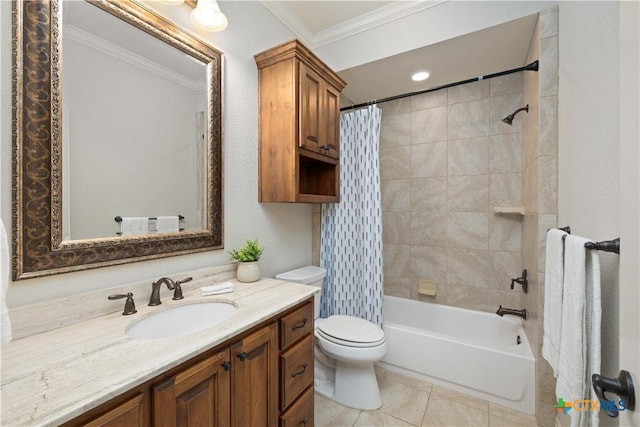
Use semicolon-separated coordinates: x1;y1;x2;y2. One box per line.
108;292;137;315
172;277;192;300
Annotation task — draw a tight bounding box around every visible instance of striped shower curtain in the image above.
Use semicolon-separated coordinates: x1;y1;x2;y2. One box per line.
320;105;384;326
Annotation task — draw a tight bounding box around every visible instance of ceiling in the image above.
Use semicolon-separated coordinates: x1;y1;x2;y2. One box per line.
262;1;538;105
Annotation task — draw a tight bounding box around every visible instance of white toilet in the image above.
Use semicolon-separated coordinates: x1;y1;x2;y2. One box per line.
276;266;387;410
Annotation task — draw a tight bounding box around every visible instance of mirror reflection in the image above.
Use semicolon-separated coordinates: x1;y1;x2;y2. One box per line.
62;1;208;240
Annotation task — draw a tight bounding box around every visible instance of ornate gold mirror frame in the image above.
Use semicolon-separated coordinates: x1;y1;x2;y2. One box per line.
12;0;223;280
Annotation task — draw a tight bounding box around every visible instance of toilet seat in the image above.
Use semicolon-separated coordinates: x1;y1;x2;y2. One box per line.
316;315;385;348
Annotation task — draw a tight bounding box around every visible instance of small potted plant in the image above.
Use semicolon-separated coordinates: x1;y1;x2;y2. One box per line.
229;238;264;282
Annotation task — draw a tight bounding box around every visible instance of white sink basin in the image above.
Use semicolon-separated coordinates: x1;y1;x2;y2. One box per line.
126;302;237;339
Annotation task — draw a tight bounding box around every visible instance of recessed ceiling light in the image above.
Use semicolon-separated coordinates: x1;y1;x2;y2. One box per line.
411;71;430;82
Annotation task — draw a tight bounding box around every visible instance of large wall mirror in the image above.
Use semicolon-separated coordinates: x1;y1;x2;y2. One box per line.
12;0;223;280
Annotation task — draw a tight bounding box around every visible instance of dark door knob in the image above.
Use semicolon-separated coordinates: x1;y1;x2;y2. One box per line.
592;370;636;418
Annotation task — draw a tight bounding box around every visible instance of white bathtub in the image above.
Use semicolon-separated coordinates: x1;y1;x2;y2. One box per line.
378;295;535;414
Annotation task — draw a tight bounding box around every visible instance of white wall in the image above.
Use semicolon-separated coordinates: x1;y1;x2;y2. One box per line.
558;3;620;425
1;1;312;307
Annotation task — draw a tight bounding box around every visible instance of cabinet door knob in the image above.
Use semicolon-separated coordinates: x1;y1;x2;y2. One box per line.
292;319;307;330
302;415;308;426
291;363;307;377
221;361;231;371
237;352;248;362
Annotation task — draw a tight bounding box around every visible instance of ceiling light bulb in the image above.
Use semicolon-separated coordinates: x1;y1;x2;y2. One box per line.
412;71;430;82
191;0;228;32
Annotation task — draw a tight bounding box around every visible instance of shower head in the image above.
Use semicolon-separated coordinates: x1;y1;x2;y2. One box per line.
502;104;529;125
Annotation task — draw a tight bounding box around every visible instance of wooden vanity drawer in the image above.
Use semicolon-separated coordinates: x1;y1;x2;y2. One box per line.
280;334;314;410
280;301;313;349
280;385;314;427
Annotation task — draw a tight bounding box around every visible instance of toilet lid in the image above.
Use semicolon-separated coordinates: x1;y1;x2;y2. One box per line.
316;315;385;347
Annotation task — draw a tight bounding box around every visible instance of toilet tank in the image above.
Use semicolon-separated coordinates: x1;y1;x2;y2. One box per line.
275;266;326;318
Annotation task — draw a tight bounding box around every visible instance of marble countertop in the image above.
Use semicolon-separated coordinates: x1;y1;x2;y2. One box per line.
0;278;317;426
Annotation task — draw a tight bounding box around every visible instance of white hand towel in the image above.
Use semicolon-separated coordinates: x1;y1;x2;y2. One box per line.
1;221;13;345
156;216;179;233
542;228;568;376
585;245;601;427
555;235;601;427
120;217;149;236
201;282;234;296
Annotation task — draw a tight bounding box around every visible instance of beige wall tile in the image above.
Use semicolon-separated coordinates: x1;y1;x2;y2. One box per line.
448;137;490;176
411;89;447;111
540;36;558;97
384;277;414;299
380;146;411;179
491;134;522;173
448;80;490;104
448;175;489;212
410;211;448;246
490;93;525;135
379;98;411;115
381;112;411;148
446;247;491;288
522;160;539;212
411;177;447;212
487;288;521;311
411;141;447;178
490;73;524;97
381;179;411;211
410;246;447;283
538;155;557;214
540;96;558;156
444;283;491;312
382;211;411;244
489;251;522;290
538;214;558;273
490;173;522;207
447;212;489;250
448;99;490;139
384;244;411;278
489;215;522;251
412;106;448;144
539;7;558;38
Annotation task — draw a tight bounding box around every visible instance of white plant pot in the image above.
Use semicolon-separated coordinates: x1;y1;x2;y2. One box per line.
236;261;261;283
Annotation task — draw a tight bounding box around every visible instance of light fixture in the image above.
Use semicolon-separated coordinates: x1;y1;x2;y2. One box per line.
411;71;430;82
191;0;228;32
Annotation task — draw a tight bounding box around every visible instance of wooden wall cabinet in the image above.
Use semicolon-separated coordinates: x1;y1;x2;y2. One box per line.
66;300;312;427
255;40;346;203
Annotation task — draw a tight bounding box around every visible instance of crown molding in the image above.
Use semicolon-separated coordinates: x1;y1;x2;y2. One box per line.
63;25;205;91
313;0;449;48
261;0;449;50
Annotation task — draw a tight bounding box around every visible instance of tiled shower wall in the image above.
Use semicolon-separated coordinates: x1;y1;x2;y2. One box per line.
521;7;559;427
376;75;526;313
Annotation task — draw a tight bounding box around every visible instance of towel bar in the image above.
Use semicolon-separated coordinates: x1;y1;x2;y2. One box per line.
115;215;184;223
585;238;620;254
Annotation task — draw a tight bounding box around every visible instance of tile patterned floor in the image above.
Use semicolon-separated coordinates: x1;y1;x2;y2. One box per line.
315;367;541;427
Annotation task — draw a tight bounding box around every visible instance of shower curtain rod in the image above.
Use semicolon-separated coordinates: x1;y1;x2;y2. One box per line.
340;60;539;112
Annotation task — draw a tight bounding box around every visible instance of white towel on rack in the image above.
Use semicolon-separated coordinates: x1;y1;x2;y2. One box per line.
120;217;149;236
156;216;179;233
555;235;601;427
1;221;12;346
542;228;568;376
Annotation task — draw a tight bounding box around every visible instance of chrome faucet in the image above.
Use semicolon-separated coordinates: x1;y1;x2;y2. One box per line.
149;277;176;306
496;305;527;320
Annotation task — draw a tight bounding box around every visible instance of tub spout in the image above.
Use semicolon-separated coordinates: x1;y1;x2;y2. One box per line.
496;305;527;320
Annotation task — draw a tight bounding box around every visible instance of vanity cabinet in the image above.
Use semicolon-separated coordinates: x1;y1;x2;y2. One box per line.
65;300;311;427
278;301;314;426
152;349;231;426
255;39;346;203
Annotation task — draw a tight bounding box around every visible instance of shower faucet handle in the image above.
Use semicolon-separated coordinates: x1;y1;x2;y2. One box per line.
510;269;528;294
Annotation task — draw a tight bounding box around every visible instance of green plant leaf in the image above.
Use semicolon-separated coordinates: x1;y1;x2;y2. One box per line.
229;238;264;262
